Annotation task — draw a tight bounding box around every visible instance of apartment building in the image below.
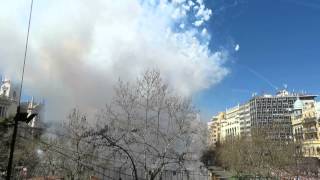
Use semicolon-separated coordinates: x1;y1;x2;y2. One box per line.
221;105;240;141
210;90;318;142
239;102;250;136
208;112;225;145
292;98;320;158
249;90;317;140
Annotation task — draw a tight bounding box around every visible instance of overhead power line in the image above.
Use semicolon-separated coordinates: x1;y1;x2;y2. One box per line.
18;0;34;105
20;126;200;162
19;135;135;180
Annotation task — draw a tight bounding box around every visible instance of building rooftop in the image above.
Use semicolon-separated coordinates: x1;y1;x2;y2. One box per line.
252;89;318;99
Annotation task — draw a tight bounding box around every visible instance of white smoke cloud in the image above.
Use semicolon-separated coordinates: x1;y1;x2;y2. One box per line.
0;0;229;121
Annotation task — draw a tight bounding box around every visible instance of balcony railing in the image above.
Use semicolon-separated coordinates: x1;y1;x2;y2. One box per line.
303;139;320;144
304;117;318;124
304;127;317;133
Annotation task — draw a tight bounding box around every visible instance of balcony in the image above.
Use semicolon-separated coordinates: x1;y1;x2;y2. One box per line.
292;118;302;125
304;117;318;124
304;127;318;133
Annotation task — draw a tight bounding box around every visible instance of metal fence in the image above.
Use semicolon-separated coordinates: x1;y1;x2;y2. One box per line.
92;167;212;180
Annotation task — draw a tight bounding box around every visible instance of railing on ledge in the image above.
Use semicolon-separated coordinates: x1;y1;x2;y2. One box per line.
303;139;320;144
292;119;303;125
304;127;318;133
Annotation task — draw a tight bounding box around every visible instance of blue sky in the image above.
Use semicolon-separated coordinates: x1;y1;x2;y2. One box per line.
195;0;320;119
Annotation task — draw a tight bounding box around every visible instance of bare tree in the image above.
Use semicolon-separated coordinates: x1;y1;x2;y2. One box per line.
1;117;43;179
90;70;205;180
216;126;302;178
36;109;99;179
0;117;13;174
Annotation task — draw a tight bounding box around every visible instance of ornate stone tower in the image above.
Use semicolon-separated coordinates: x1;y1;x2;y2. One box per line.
0;76;20;102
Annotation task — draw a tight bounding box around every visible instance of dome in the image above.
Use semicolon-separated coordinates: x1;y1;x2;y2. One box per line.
294;97;303;110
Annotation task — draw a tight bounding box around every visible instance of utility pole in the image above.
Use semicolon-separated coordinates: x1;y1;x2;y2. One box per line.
6;107;37;179
5;0;34;179
5;107;20;180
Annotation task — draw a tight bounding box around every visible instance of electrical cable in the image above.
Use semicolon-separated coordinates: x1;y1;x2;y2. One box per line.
19;135;135;180
21;126;199;162
18;0;34;106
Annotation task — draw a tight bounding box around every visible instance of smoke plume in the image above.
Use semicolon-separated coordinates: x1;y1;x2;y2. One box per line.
0;0;229;121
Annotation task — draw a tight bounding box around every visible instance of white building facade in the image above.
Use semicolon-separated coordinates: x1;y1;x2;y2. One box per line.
0;77;44;128
239;102;251;137
0;77;19;119
221;105;240;141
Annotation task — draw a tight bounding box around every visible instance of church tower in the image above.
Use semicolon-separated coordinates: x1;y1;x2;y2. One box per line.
0;76;20;101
